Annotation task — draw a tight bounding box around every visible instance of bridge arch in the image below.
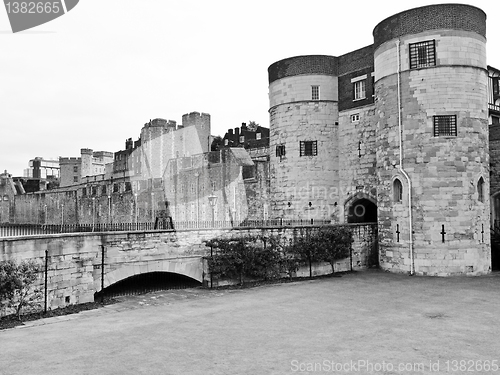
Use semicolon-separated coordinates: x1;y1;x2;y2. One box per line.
97;258;204;292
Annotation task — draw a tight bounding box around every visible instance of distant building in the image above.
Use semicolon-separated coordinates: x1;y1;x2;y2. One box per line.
59;149;113;187
222;122;270;149
24;157;60;179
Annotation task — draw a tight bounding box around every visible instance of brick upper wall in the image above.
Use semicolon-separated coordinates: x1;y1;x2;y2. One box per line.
338;45;374;76
373;4;486;50
268;55;338;84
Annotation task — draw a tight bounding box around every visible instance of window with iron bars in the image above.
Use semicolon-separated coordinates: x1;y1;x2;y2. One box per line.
300;141;318;156
410;40;436;69
433;115;457;137
311;85;320;100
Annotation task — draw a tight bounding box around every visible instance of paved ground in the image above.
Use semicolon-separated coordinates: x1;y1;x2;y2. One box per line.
1;270;500;375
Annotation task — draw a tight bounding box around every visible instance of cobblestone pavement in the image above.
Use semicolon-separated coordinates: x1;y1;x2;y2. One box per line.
1;270;500;375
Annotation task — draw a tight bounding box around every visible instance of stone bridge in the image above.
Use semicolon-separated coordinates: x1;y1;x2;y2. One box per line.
0;224;377;311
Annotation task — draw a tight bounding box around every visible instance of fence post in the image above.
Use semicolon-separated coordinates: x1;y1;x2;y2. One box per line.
101;245;105;303
44;249;49;313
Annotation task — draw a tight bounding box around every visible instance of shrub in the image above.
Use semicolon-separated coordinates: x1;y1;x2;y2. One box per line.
0;259;42;320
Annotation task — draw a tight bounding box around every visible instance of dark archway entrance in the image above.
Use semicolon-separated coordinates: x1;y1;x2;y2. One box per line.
347;198;377;223
94;272;202;300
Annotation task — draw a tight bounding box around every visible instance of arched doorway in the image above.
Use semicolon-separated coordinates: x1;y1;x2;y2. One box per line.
347;198;377;223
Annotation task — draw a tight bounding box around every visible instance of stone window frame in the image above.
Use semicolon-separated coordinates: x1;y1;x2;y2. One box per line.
477;176;485;203
276;144;286;160
300;140;318;157
311;85;320;100
393;178;403;203
433;115;457;137
351;113;360;123
409;40;436;69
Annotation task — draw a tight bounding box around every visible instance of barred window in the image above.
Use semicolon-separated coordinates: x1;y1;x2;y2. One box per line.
276;144;286;158
433;115;457;136
410;40;436;69
300;141;318;156
311;85;320;100
353;80;366;100
393;178;403;203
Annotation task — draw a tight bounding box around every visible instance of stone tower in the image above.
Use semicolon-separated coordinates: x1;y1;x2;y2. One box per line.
268;56;339;221
373;4;491;275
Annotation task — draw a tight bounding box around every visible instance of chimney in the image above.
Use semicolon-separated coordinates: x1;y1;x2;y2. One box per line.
228;129;233;135
235;128;240;136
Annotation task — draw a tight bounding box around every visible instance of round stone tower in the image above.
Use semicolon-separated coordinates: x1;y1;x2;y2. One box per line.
268;55;339;221
373;4;491;275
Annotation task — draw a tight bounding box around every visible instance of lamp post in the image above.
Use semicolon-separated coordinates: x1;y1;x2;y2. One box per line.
208;194;218;229
134;193;138;229
108;195;112;229
92;197;96;232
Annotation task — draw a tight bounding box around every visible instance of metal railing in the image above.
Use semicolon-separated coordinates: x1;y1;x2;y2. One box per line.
0;218;333;238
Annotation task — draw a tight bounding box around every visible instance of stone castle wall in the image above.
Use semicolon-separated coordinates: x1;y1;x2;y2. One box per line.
0;224;376;314
374;7;490;275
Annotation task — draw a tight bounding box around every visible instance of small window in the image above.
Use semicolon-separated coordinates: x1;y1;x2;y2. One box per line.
256;133;262;140
300;141;318;157
478;177;485;202
73;166;78;173
353;81;366;100
102;185;107;195
410;40;436;69
125;182;132;191
82;187;87;196
433;115;457;136
493;78;499;96
393;179;403;203
276;144;286;158
242;165;255;180
191;183;195;193
92;186;98;196
73;176;78;183
239;136;244;143
113;183;119;193
351;114;360;123
311;85;320;100
211;181;216;192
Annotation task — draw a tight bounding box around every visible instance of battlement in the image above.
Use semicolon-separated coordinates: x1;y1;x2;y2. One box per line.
182;112;211;129
93;151;113;159
59;157;81;164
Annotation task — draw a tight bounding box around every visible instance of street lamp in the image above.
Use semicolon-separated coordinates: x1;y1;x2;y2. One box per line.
134;193;138;229
92;197;96;232
208;194;218;228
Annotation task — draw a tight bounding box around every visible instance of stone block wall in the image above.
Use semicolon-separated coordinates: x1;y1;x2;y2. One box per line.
0;223;376;315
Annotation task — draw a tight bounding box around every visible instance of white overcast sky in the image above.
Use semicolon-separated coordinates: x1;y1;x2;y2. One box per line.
1;0;499;176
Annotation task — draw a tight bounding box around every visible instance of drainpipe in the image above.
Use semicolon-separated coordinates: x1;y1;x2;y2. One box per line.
396;40;415;275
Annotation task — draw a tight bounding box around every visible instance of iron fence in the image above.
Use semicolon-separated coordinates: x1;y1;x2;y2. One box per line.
0;218;333;238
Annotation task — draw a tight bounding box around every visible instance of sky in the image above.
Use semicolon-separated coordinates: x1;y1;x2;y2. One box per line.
1;0;499;176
